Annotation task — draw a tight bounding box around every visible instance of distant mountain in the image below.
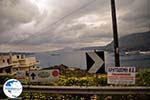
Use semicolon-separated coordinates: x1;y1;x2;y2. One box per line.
78;31;150;52
35;47;75;56
51;47;75;53
76;46;104;51
105;31;150;51
0;52;34;56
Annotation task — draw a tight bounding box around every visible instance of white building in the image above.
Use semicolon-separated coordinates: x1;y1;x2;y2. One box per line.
0;53;39;74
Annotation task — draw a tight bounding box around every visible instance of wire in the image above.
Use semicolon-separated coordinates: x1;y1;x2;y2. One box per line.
17;0;97;43
38;0;97;33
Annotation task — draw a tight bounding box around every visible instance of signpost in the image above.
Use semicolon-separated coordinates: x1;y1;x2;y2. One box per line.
29;69;59;82
16;71;26;83
107;67;135;84
86;51;105;73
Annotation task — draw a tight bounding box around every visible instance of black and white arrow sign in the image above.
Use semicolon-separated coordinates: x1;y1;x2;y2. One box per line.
31;73;36;80
86;51;105;73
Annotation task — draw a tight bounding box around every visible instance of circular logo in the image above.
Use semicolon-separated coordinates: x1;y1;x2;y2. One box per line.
3;79;23;98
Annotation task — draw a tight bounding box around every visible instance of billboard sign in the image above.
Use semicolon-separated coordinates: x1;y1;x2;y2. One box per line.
107;67;135;84
29;69;59;82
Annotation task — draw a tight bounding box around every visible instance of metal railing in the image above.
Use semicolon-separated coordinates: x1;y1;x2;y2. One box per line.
1;85;150;94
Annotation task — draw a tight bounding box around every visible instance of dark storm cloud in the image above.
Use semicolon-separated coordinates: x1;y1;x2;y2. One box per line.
116;0;150;35
0;0;40;33
0;0;149;51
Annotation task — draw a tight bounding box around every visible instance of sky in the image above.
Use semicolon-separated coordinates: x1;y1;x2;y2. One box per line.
0;0;149;52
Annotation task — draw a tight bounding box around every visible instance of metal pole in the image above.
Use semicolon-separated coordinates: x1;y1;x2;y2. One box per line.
110;0;120;67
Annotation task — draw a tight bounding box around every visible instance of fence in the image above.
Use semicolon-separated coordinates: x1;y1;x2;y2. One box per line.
1;85;150;94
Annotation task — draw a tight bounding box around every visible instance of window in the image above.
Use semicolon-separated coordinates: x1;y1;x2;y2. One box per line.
2;59;5;63
7;59;10;64
17;55;20;59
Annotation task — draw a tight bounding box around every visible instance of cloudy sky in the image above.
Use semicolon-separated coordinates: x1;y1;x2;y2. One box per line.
0;0;149;52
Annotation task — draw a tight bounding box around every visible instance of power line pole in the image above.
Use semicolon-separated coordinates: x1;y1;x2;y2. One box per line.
110;0;120;67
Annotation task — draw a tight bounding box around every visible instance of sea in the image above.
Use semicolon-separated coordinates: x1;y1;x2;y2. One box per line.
32;51;150;70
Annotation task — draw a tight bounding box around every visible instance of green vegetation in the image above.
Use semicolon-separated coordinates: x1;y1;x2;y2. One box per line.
0;74;15;98
0;65;150;99
41;64;150;86
136;69;150;86
20;94;150;100
0;74;15;84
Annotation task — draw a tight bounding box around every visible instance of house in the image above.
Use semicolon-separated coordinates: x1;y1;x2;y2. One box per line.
0;53;39;74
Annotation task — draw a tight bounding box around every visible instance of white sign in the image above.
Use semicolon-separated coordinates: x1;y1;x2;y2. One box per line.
29;69;59;82
107;67;135;84
16;71;26;83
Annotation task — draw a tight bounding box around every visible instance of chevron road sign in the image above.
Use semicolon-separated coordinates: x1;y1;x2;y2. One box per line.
86;51;105;73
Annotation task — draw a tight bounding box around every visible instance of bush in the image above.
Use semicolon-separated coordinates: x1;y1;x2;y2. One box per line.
0;74;15;99
98;76;107;86
0;74;15;84
136;69;150;86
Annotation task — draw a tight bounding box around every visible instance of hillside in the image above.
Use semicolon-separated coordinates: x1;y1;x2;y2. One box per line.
76;46;104;51
105;31;150;51
42;64;92;77
78;31;150;52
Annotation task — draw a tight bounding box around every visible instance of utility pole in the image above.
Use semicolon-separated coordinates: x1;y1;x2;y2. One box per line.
110;0;120;67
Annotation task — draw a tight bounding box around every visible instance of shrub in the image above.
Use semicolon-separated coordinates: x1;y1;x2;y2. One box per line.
136;69;150;86
0;74;15;84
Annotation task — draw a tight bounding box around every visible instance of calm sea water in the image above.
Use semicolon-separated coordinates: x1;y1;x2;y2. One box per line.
33;51;150;70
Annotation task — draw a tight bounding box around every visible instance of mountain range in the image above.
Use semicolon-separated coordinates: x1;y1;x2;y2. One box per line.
78;31;150;52
1;31;149;54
